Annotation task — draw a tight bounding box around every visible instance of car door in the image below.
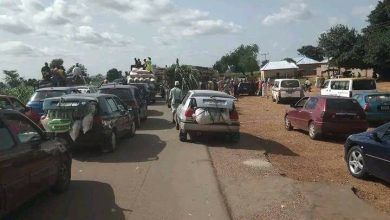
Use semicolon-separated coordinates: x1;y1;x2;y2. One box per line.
113;97;131;134
3;113;57;198
365;126;390;182
288;97;309;128
320;80;330;96
299;97;319;130
105;97;124;136
176;92;191;123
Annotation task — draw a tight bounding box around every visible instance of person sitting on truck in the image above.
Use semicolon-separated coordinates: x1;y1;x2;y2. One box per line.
41;62;51;80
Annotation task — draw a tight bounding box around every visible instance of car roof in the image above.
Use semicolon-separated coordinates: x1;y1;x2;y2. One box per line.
313;95;356;100
274;79;300;81
44;93;115;102
99;84;137;89
36;87;77;91
325;78;376;81
190;90;235;98
355;92;390;96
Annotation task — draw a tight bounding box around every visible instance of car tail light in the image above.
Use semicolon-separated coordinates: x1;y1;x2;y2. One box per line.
185;108;194;118
363;103;370;112
230;109;239;121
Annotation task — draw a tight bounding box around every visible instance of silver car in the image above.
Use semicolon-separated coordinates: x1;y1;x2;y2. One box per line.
175;90;240;142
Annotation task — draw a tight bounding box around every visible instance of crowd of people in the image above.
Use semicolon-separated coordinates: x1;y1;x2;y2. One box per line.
40;62;85;87
131;57;153;73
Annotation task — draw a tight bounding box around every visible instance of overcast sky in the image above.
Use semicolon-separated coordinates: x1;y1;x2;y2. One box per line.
0;0;379;79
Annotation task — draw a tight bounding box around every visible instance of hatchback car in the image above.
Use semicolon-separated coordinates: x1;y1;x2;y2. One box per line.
99;84;147;128
344;122;390;183
285;96;368;139
129;83;153;104
0;95;40;123
272;79;304;103
353;92;390;124
42;94;136;152
175;90;239;142
0;110;71;217
27;87;80;116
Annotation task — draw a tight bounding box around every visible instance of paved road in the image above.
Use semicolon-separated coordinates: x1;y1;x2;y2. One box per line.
16;99;230;220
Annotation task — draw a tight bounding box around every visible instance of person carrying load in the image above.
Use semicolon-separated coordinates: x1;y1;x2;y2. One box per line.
169;81;182;123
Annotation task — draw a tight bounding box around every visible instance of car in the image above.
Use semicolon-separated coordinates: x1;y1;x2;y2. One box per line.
0;110;71;217
344;122;390;183
129;83;154;104
175;90;240;142
74;85;98;94
272;79;304;103
353;92;390;125
320;78;377;97
99;84;147;128
42;93;136;152
237;82;253;96
27;87;80;116
285;96;368;139
0;95;40;124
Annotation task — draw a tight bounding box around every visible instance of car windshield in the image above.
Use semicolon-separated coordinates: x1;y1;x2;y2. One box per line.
326;99;362;111
99;88;135;101
30;91;67;102
352;80;376;90
366;94;390;103
281;80;300;88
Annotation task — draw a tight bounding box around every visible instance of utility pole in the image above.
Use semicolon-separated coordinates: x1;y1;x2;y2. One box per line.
260;52;270;61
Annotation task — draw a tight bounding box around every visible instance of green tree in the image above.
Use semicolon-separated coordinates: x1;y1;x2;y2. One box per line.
297;45;324;61
50;58;64;69
90;74;105;86
106;68;122;82
3;70;24;87
318;24;365;69
362;0;390;79
283;57;296;64
213;44;259;74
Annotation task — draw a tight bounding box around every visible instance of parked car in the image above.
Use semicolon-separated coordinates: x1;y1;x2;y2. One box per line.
353;92;390;125
129;83;153;104
320;78;377;97
99;84;147;128
0;110;71;217
237;82;252;95
175;90;240;142
344;122;390;183
272;79;304;103
0;95;40;123
285;96;368;139
27;87;80;116
42;94;136;152
74;85;98;94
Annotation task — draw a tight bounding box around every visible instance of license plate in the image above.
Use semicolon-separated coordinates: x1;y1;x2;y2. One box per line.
380;105;390;111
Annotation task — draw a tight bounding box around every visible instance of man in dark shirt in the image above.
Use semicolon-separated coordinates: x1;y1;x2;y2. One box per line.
41;62;50;80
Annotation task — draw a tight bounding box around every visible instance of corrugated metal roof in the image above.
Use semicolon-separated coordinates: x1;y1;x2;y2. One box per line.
293;56;321;65
261;61;298;71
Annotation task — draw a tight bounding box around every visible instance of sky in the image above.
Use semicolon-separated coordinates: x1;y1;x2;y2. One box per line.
0;0;379;79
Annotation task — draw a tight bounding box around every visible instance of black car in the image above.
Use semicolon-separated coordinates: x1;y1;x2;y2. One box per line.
0;110;71;217
42;94;136;152
237;82;254;96
129;83;154;104
99;85;147;128
344;122;390;182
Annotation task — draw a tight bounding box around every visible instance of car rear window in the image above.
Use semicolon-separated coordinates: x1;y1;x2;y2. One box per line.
326;99;362;111
352;80;376;90
99;88;135;101
281;80;300;88
30;91;67;101
366;94;390;103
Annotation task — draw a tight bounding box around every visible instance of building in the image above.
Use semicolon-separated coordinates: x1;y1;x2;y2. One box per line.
293;57;323;76
260;61;299;80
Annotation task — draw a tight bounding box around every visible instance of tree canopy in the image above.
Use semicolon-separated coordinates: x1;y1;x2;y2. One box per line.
297;45;324;61
106;68;122;82
283;58;296;64
213;44;259;74
49;58;64;69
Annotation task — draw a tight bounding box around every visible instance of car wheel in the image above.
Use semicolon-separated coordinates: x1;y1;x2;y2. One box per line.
308;122;320;140
52;161;71;193
347;146;367;178
105;131;117;153
230;132;240;143
285;116;293;131
175;115;180;130
179;129;187;142
128;121;136;138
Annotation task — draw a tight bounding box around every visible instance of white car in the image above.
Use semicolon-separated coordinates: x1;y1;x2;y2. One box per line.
271;79;304;103
175;90;240;142
320;78;377;97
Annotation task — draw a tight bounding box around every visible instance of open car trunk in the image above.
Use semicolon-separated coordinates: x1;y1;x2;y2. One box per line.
192;97;235;125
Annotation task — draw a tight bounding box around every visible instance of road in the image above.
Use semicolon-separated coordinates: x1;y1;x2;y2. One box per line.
16;99;230;220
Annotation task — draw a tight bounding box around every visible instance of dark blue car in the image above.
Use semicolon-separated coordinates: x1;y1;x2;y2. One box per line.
27;87;80;116
344;122;390;183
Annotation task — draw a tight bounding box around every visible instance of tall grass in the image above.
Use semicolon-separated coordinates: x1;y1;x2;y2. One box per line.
0;86;35;104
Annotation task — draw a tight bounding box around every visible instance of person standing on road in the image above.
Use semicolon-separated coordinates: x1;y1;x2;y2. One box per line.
169;81;183;123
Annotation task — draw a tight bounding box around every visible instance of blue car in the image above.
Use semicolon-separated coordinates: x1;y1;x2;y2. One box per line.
344;122;390;183
27;87;80;116
353;92;390;124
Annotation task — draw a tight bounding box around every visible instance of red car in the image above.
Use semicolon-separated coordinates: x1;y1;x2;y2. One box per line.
0;95;40;124
285;96;368;139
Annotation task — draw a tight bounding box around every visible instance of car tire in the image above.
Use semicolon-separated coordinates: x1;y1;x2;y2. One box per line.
308;122;320;140
179;129;187;142
52;160;71;193
175;116;180;130
230;132;240;143
285;116;293;131
127;121;136;138
347;146;367;179
105;131;117;153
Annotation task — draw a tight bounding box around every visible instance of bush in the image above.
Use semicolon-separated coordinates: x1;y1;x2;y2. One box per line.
0;86;35;104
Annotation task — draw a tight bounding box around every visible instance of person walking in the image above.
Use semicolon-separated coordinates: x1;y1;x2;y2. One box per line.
169;81;183;123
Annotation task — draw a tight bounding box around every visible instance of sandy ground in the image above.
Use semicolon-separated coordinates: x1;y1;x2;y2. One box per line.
234;82;390;214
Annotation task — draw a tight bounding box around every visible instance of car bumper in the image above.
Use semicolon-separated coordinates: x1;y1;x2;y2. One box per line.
180;121;240;133
73;127;111;147
316;121;368;134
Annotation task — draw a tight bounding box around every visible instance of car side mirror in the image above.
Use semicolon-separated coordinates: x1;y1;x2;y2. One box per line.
372;132;382;142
